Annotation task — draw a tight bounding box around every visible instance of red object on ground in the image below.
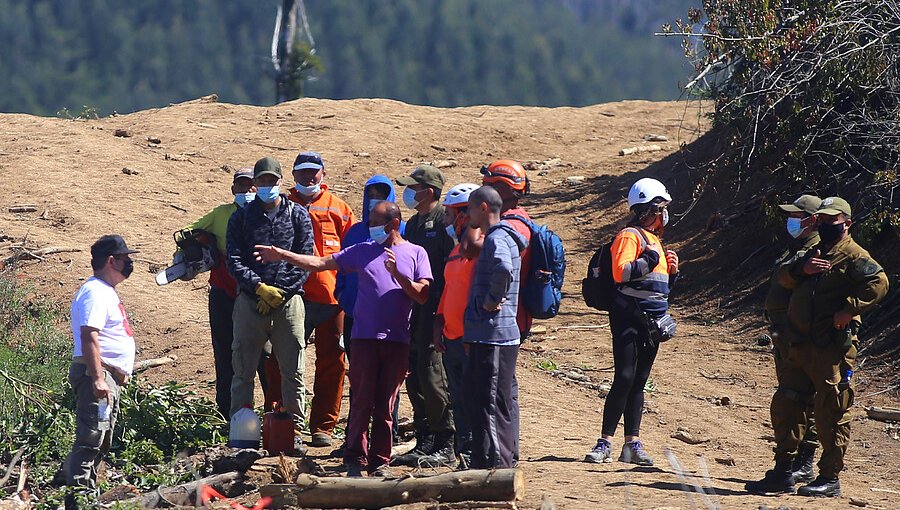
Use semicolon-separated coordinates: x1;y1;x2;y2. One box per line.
262;404;295;455
200;484;271;510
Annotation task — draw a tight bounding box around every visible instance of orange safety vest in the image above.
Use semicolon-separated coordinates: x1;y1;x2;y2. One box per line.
288;185;355;304
611;227;670;313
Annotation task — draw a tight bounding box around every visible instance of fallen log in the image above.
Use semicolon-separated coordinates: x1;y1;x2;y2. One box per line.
8;206;37;213
866;406;900;422
618;144;663;156
132;355;178;373
1;246;81;268
121;471;247;508
260;468;524;509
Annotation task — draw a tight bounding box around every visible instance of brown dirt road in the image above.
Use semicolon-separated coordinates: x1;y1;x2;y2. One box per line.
1;97;898;509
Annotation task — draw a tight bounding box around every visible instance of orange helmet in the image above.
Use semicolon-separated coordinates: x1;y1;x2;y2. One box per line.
480;159;528;192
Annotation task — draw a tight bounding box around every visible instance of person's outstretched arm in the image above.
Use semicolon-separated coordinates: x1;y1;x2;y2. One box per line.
254;245;338;273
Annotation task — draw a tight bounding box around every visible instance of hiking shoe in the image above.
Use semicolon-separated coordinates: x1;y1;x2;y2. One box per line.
391;433;435;466
584;438;613;464
310;432;333;448
790;444;816;484
618;440;654;466
745;463;796;495
417;445;459;469
797;475;841;497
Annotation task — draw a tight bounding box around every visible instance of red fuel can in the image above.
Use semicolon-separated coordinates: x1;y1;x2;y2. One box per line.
262;404;295;455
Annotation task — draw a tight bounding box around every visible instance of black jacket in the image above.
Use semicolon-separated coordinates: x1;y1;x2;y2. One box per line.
226;196;314;297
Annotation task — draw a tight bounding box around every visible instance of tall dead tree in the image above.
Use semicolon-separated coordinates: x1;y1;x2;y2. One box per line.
273;0;298;103
272;0;319;103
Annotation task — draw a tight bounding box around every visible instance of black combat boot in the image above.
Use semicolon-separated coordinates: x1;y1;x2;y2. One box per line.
391;432;435;466
790;443;816;484
797;475;841;497
417;431;458;468
745;460;796;495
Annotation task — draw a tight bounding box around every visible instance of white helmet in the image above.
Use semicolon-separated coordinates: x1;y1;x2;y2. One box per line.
443;182;480;208
627;178;672;208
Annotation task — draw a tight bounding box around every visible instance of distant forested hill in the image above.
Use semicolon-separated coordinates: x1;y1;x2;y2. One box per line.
0;0;697;115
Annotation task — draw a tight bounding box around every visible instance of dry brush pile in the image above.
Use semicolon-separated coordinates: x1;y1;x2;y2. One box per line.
663;0;900;236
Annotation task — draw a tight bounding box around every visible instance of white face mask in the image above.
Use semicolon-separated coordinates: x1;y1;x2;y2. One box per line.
662;209;670;227
295;182;322;197
234;192;256;207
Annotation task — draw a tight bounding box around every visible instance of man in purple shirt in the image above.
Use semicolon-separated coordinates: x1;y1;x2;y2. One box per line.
255;201;431;477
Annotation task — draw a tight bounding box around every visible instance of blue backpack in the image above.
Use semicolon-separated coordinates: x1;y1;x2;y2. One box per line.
502;215;566;319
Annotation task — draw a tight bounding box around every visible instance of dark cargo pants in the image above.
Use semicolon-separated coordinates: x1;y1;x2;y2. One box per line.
406;325;455;436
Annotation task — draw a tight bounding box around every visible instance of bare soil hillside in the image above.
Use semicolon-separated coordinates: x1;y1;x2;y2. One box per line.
1;96;898;509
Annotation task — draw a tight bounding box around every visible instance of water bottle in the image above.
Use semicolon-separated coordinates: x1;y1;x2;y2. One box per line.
97;397;111;422
228;405;261;448
839;367;853;391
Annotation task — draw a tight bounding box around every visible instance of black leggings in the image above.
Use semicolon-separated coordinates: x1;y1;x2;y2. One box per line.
601;304;660;437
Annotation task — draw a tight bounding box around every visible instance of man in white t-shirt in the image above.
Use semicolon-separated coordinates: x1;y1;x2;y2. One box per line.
65;235;137;502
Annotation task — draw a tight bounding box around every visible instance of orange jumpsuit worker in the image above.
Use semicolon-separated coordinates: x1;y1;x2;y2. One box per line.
288;151;355;447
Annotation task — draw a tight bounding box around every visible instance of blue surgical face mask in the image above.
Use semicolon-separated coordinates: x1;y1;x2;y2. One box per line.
367;199;382;214
295;182;321;197
445;223;458;242
369;224;390;244
402;187;421;209
786;217;804;238
257;186;280;203
234;192;256;207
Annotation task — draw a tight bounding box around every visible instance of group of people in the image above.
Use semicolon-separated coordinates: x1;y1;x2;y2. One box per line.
65;154;545;487
63;149;888;501
746;194;889;497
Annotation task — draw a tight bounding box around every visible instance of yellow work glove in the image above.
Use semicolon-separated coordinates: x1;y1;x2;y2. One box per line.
256;299;273;316
256;283;286;308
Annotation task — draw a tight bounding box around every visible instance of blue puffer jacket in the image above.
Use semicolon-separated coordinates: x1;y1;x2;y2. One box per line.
226;195;314;297
334;175;406;317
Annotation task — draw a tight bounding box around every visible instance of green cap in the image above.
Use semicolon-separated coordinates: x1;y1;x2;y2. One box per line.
778;194;822;215
816;196;852;218
253;157;282;179
395;165;445;190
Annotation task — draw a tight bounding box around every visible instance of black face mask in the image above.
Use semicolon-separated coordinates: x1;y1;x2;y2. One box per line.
119;259;134;279
818;222;846;244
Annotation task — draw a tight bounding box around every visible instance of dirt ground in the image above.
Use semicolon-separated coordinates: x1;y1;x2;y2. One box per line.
1;96;899;509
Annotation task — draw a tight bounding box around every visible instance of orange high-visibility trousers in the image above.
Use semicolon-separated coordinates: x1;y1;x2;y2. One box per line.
309;308;346;435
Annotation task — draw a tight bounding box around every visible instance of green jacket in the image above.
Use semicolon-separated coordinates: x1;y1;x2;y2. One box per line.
778;235;889;344
764;233;820;335
186;202;238;253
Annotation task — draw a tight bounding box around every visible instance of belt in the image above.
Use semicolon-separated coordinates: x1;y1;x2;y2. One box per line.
72;357;130;386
